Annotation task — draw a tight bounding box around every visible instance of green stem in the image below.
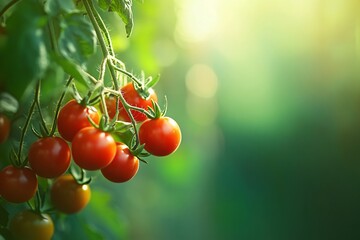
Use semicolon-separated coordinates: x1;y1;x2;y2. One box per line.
35;189;42;213
0;0;20;19
90;3;115;58
83;0;141;147
49;76;73;136
35;79;50;136
47;18;59;54
17;81;40;166
110;60;143;86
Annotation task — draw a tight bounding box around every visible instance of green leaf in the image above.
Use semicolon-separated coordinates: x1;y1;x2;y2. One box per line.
53;54;91;86
0;0;48;99
98;0;134;37
45;0;76;16
59;13;97;65
0;92;18;115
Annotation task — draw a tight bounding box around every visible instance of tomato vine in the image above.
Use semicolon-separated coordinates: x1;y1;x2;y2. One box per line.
0;0;181;239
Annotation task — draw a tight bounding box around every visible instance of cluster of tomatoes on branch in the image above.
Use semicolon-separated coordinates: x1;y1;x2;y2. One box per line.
0;77;181;239
0;0;182;239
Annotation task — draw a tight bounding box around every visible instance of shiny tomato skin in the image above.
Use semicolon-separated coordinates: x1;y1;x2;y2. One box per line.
57;99;100;142
139;117;181;156
118;82;157;122
28;137;71;178
50;174;91;214
101;143;139;183
9;210;54;240
0;113;10;143
72;127;116;170
0;165;38;203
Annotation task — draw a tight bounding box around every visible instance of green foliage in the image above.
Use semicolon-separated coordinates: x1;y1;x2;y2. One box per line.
98;0;133;37
1;0;48;99
44;0;76;16
59;13;97;65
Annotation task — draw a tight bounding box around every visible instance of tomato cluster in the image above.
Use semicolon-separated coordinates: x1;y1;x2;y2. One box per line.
0;80;181;239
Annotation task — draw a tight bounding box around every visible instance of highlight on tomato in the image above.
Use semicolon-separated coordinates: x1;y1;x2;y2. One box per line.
101;143;139;183
0;113;10;143
57;99;100;142
72;126;116;170
0;165;38;203
9;210;54;240
28;137;71;178
139;116;181;156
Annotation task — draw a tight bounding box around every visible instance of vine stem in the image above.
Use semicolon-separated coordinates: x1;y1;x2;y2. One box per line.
16;80;41;166
49;76;74;136
0;0;20;19
83;0;141;148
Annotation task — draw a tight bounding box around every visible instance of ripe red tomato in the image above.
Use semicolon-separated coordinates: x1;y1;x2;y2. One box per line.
0;165;38;203
101;143;139;183
0;113;10;143
50;174;91;214
72;127;116;170
9;210;54;240
57;99;100;142
28;137;71;178
106;82;157;122
139;117;181;156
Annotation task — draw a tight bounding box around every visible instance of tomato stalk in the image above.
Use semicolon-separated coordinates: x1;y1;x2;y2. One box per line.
48;76;73;136
14;80;41;166
0;0;20;19
34;79;50;136
82;0;141;147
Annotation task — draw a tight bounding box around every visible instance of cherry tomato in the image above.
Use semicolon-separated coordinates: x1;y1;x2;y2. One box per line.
139;117;181;156
28;137;71;178
72;127;116;170
0;113;10;143
50;174;91;214
0;165;38;203
57;99;100;142
101;143;139;183
106;82;157;122
9;210;54;240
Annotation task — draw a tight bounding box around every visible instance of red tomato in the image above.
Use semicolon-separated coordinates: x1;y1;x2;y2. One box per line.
50;174;91;214
139;117;181;156
106;82;157;122
28;137;71;178
9;210;54;240
57;99;100;142
72;127;116;170
101;143;139;183
104;95;117;119
0;113;10;143
0;165;38;203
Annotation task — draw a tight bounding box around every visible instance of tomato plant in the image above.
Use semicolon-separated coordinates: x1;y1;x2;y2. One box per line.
101;143;139;183
0;0;182;238
139;117;182;156
9;210;54;240
50;174;91;214
28;137;71;178
0;114;10;143
0;165;38;203
57;99;100;142
72;127;116;170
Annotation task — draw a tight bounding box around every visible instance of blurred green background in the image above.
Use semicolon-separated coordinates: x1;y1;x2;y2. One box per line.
3;0;360;239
